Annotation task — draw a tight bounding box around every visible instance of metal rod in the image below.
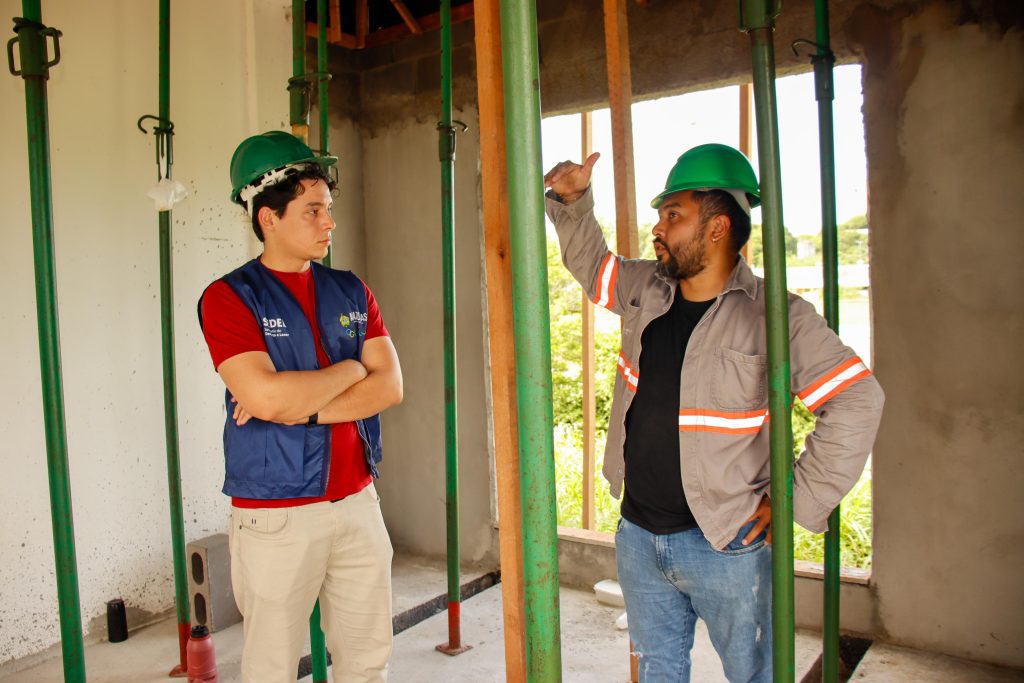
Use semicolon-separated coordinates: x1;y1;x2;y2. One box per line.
304;1;330;676
435;0;467;655
809;1;842;679
740;1;796;680
499;0;563;678
152;0;192;674
290;0;309;141
317;0;332;269
309;602;328;683
11;2;85;681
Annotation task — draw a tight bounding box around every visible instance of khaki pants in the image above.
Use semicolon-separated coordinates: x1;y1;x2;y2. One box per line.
229;483;393;683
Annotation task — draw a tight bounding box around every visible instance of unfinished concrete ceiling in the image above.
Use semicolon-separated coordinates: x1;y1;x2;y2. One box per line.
305;0;474;49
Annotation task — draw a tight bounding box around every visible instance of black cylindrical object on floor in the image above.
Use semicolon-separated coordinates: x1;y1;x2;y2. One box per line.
107;598;128;643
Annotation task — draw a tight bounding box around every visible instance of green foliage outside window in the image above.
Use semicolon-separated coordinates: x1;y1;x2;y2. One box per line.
747;214;868;268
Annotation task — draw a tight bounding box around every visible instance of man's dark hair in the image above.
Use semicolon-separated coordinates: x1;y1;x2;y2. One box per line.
692;189;752;254
249;164;338;242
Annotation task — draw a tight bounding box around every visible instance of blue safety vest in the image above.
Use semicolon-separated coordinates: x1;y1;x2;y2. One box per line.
199;259;383;499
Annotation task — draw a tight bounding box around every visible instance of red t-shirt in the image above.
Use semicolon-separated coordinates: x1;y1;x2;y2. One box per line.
200;264;388;509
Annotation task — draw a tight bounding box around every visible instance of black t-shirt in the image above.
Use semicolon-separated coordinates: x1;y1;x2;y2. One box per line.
621;285;715;534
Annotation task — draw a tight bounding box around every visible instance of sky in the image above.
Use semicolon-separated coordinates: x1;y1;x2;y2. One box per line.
541;65;867;236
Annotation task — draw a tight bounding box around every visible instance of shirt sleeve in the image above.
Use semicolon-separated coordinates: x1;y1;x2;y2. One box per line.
788;294;885;533
200;280;267;370
362;282;389;340
546;187;655;318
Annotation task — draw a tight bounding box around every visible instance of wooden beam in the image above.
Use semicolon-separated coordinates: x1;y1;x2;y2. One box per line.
606;3;641;672
603;0;639;259
329;0;341;43
364;4;474;49
305;21;357;49
473;0;526;680
356;0;369;49
739;82;754;262
389;0;423;34
308;4;473;51
581;111;597;532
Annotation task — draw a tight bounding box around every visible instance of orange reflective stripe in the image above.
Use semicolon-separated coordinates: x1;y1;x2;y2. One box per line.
617;351;638;392
797;357;872;412
678;408;769;434
592;252;618;310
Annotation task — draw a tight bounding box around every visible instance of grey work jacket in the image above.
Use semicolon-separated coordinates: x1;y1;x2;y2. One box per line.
547;188;885;549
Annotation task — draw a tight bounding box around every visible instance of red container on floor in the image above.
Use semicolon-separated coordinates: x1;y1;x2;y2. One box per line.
186;625;218;683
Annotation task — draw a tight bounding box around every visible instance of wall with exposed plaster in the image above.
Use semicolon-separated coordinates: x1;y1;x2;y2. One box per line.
0;0;311;668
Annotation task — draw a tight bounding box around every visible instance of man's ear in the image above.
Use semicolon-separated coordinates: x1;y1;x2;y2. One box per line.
257;206;276;234
710;213;731;244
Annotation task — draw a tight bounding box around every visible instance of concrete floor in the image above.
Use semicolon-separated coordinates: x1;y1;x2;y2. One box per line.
6;554;1016;682
385;582;824;682
852;643;1024;682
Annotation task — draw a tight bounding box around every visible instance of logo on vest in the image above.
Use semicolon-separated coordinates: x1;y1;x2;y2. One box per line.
262;317;289;338
339;311;368;338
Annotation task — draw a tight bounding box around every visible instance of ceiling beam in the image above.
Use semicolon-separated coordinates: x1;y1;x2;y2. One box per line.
305;21;356;49
306;2;473;51
356;0;369;49
364;3;473;49
328;0;341;43
389;0;423;34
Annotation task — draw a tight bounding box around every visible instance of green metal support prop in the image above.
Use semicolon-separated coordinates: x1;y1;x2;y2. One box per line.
7;2;86;681
292;4;329;680
317;0;333;269
794;0;843;678
739;1;796;680
499;0;563;679
148;0;192;674
436;0;470;656
292;4;329;679
289;0;310;142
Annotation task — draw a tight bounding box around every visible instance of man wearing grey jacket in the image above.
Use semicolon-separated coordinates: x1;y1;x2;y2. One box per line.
544;144;884;683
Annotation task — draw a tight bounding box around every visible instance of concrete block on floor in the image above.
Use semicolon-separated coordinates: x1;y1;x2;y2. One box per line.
853;643;1024;682
186;533;242;633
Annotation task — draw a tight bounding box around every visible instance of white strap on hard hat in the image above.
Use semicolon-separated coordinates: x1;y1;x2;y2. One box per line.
693;187;753;216
238;163;314;216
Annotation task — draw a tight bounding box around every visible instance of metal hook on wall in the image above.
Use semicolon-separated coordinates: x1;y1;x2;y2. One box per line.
791;39;836;103
137;114;175;179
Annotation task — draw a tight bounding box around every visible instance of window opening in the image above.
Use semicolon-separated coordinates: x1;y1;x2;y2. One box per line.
541;64;873;570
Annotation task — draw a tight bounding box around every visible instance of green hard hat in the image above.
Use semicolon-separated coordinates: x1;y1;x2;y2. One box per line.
229;130;337;204
650;143;760;211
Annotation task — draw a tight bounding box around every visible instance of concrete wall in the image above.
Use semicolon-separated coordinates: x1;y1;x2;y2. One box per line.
361;112;496;563
850;3;1024;667
330;21;499;566
0;0;316;667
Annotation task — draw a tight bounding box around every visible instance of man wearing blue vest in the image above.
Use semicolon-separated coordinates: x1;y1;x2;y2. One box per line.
199;131;403;682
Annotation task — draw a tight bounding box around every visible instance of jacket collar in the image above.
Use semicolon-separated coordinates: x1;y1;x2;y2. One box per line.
723;255;759;300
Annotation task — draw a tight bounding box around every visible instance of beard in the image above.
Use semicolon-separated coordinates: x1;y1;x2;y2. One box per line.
655;224;707;280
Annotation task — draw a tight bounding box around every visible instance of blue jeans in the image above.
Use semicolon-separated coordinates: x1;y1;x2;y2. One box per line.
616;517;772;683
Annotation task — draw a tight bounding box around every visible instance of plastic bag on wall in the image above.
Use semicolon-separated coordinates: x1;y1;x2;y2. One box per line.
147;177;189;212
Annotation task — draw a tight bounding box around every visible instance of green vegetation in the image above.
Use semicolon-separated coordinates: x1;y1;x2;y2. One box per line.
747;214;868;268
547;225;873;568
791;402;874;569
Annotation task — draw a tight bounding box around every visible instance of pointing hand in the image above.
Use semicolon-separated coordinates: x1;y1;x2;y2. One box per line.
543;152;600;203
